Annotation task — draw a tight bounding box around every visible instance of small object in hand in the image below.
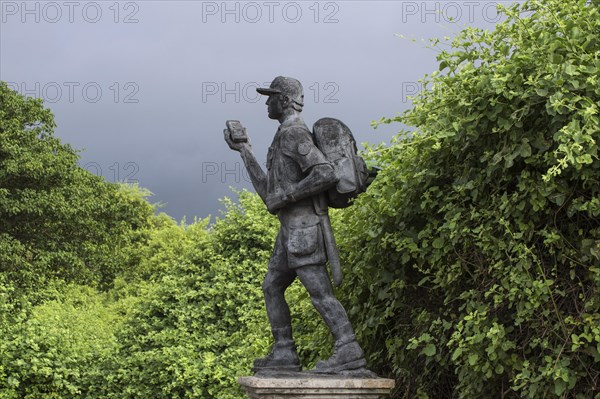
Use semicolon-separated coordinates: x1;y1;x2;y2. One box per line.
226;120;248;143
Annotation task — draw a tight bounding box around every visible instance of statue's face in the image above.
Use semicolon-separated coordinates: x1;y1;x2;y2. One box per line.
266;94;284;120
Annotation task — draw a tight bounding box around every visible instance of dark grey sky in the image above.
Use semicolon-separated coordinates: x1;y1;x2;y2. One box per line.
1;0;511;221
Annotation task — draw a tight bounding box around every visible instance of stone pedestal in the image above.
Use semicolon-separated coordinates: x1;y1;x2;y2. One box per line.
238;375;395;399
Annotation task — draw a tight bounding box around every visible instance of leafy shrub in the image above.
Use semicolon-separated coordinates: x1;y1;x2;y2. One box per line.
0;81;155;291
0;284;124;399
337;1;600;397
104;192;276;399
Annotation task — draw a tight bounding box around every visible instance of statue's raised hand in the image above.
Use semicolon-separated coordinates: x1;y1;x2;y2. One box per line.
223;129;244;152
224;120;250;152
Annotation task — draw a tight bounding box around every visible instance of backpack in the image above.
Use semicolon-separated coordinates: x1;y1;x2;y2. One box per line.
312;117;369;208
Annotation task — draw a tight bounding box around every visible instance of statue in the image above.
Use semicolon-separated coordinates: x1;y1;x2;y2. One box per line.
224;76;374;376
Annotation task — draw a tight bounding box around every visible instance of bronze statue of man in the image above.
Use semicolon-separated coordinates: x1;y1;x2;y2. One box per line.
223;76;366;374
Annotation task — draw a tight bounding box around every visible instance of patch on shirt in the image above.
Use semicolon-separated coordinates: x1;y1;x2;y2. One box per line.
297;142;311;155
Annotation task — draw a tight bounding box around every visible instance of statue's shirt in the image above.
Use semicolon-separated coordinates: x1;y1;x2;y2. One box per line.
266;116;330;269
266;116;328;197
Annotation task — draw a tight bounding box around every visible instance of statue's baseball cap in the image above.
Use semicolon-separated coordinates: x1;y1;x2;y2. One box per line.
257;76;304;106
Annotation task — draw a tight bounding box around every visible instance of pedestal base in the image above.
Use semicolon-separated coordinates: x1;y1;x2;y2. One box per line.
238;374;395;399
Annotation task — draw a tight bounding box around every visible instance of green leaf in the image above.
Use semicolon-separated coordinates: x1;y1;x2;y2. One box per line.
554;379;567;396
432;238;445;249
422;343;437;357
468;354;479;366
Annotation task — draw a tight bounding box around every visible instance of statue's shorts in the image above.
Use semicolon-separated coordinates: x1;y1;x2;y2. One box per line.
269;218;327;271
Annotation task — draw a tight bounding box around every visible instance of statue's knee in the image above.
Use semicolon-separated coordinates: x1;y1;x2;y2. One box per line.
262;280;271;296
262;281;282;300
310;292;332;308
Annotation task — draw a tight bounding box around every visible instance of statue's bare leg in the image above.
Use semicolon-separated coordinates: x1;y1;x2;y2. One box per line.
295;264;367;372
254;235;300;373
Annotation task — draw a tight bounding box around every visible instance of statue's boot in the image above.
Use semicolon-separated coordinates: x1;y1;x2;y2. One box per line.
314;323;367;373
253;327;300;373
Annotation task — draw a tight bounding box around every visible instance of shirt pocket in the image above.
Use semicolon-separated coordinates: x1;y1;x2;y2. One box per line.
287;224;319;257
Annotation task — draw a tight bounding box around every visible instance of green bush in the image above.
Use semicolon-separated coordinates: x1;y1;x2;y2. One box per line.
0;81;166;398
0;81;155;292
0;284;124;399
337;1;600;397
103;192;276;399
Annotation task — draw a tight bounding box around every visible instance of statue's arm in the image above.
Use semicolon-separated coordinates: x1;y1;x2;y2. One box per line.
223;128;268;201
239;145;268;201
286;163;337;202
266;163;337;212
